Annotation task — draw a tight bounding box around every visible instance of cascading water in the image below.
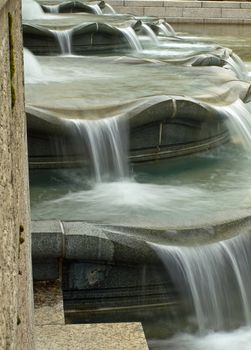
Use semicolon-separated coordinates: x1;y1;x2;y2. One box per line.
69;117;128;182
23;48;43;83
22;0;45;19
151;232;251;332
104;3;116;14
142;23;159;46
119;27;143;51
225;53;248;80
42;4;59;13
158;22;176;37
216;99;251;151
90;4;103;15
51;29;73;55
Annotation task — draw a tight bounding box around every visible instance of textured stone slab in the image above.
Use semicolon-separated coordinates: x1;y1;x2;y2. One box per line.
144;6;182;16
164;1;201;7
111;1;251;23
125;0;163;7
202;1;241;8
183;7;222;18
222;8;251;18
63;221;114;261
32;221;63;258
35;323;149;350
123;6;144;14
34;280;65;326
107;0;124;6
241;2;251;8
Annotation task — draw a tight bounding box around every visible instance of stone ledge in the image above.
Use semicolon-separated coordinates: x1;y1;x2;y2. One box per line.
111;1;251;22
35;323;149;350
34;280;65;326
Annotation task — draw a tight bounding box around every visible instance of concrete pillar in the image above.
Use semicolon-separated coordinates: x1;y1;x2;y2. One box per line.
0;0;34;348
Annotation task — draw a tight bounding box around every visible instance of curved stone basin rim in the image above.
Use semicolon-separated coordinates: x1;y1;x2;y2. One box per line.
31;214;251;265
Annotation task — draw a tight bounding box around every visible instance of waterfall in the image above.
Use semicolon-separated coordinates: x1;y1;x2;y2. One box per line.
119;27;143;52
216;99;251;151
158;22;176;37
70;117;128;182
23;48;43;83
225;53;248;80
141;23;159;45
42;4;59;13
22;0;45;20
90;4;103;15
104;3;116;14
51;29;73;55
151;233;251;332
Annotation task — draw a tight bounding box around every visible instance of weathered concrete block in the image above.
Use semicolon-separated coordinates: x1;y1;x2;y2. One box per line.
0;0;33;348
144;6;181;17
183;7;222;18
222;8;251;18
120;6;144;15
241;3;251;9
107;0;124;6
164;1;201;8
125;0;163;7
202;1;240;8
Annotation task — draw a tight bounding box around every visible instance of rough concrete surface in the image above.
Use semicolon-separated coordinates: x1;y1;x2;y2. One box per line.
0;0;33;348
110;0;251;23
35;323;149;350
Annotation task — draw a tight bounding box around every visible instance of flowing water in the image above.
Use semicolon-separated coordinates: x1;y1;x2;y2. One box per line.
23;8;251;349
22;0;46;19
89;4;103;15
51;29;73;54
23;48;43;83
141;23;159;45
150;233;251;349
158;22;176;37
104;3;116;14
216;100;251;151
69;117;128;182
151;233;251;331
119;27;143;51
42;4;59;13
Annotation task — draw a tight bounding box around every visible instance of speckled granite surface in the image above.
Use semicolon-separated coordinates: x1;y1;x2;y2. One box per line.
35;323;149;350
34;280;65;325
34;281;149;349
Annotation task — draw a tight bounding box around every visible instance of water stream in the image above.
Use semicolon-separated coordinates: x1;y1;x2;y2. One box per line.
51;29;73;54
42;4;59;13
150;233;251;349
142;23;159;45
23;5;251;349
70;117;128;182
152;233;251;332
22;0;46;19
119;27;143;51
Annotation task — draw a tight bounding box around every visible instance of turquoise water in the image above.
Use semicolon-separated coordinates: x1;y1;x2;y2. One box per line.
30;144;251;227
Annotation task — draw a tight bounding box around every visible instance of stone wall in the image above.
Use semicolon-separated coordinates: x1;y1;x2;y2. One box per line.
109;0;251;24
0;0;33;348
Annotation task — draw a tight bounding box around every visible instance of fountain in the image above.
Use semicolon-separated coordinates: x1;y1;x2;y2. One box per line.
23;1;251;349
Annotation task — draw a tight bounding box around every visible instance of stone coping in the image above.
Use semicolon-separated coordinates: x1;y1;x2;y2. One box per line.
35;323;149;350
34;280;149;349
34;280;65;326
32;215;251;262
108;1;251;23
